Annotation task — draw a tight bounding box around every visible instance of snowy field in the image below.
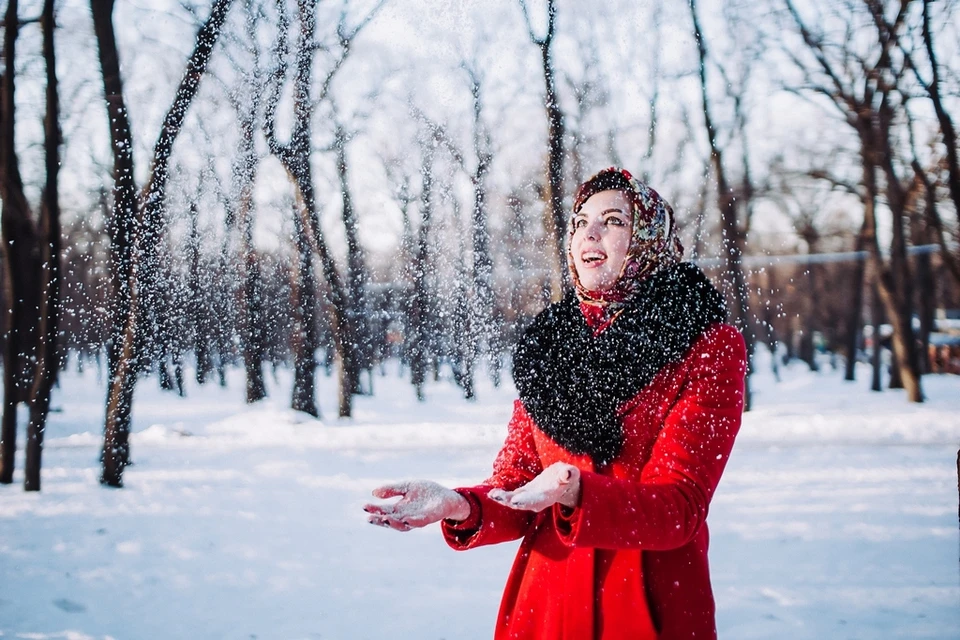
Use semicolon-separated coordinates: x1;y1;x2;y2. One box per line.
1;352;959;639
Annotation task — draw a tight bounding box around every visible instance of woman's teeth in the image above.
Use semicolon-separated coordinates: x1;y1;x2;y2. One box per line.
582;252;605;263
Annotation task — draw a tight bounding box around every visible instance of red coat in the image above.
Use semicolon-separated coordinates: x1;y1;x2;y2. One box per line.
442;321;747;640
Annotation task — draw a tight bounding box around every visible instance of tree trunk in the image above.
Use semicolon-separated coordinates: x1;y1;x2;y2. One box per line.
409;143;436;402
24;0;62;491
520;0;566;300
466;67;498;386
919;0;960;245
187;203;213;385
233;14;267;402
1;0;43;485
264;0;355;417
888;343;903;389
690;0;753;409
875;109;923;400
0;254;17;484
290;199;319;418
92;0;234;486
800;256;819;372
870;276;883;392
909;186;936;375
333;122;366;396
135;0;234;375
856;117;922;402
242;249;267;403
843;223;867;381
542;39;566;300
761;267;780;382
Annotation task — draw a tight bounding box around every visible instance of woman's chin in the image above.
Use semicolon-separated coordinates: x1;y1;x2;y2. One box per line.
581;281;615;295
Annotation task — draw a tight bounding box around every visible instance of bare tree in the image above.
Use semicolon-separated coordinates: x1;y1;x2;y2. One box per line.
409;56;500;392
91;0;236;487
264;0;385;417
689;0;756;408
461;60;501;387
290;194;321;416
519;0;566;300
225;0;269;402
330;111;372;393
781;0;924;401
408;137;438;401
0;0;61;491
892;0;960;274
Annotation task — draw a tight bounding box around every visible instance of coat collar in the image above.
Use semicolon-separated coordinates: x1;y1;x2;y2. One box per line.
512;262;727;465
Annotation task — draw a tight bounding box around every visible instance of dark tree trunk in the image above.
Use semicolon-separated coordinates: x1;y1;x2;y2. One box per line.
783;0;922;403
0;0;41;485
452;220;475;401
520;0;566;300
135;0;234;371
242;242;267;403
870;276;883;393
914;254;934;375
187;203;213;385
888;344;903;389
854;115;922;401
761;268;780;382
264;0;355;417
874;110;922;400
24;0;61;492
690;0;754;409
333;121;366;396
0;247;17;485
465;65;498;386
290;199;319;418
232;9;267;402
844;224;868;381
92;0;234;487
800;256;819;373
409;143;436;402
542;40;566;300
918;0;960;246
908;182;936;375
0;0;60;490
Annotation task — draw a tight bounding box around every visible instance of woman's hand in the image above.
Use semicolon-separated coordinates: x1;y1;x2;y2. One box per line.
488;462;581;512
364;480;471;532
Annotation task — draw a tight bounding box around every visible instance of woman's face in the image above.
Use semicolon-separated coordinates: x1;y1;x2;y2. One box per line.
570;189;633;293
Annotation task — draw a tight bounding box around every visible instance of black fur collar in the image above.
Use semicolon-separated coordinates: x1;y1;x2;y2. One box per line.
511;262;727;465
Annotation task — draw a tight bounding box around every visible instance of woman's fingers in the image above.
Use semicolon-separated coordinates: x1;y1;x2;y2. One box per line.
490;488;535;511
490;482;563;512
488;488;512;503
362;502;394;516
371;482;410;500
367;514;413;532
366;480;463;529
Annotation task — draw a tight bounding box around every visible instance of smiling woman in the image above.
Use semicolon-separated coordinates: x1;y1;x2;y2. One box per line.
364;167;747;640
570;190;633;293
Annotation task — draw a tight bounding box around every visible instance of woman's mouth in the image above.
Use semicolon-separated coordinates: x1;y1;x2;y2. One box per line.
580;250;606;267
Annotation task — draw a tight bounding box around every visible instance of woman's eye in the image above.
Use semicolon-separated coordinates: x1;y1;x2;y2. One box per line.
605;216;625;226
573;218;587;229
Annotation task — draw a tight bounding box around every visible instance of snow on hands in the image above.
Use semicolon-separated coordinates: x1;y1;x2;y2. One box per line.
488;462;581;511
364;480;470;531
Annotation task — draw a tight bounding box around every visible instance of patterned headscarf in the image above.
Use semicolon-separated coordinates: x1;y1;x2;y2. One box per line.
567;167;683;308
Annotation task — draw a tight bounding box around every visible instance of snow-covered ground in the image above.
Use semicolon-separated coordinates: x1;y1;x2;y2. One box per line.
1;353;959;639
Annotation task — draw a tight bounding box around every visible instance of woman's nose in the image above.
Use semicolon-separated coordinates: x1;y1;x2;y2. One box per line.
585;220;602;240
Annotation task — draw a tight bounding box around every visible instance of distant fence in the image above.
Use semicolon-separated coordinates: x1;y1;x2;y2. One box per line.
691;243;950;268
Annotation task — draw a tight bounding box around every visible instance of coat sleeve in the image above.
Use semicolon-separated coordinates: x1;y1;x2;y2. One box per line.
554;323;746;551
442;400;543;550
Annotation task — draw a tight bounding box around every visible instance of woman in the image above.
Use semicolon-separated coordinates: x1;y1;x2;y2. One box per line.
364;167;747;640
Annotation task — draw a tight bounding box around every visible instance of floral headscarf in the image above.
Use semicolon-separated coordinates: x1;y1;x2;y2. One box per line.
567;167;683;308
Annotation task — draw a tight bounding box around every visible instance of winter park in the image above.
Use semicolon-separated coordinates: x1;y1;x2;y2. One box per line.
2;0;960;639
